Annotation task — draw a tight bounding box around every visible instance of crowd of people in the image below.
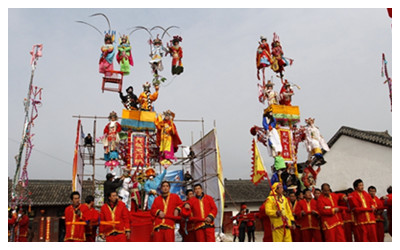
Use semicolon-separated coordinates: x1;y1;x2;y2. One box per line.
62;174;218;242
256;179;392;242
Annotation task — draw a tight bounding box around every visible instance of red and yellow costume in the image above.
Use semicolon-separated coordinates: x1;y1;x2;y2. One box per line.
338;198;355;242
155;112;182;165
80;204;100;242
150;193;183;242
294;199;322;242
289;200;302;242
348;190;377;242
64;204;88;242
186;193;218;242
9;213;30;242
138;88;158;111
371;195;385;242
265;183;294;242
99;201;131;242
316;192;346;242
258;201;273;242
381;193;392;236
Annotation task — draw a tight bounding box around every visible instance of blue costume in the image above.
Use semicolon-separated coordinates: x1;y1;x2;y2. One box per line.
144;168;167;209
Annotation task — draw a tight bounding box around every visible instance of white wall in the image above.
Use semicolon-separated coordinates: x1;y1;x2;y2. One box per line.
317;135;392;197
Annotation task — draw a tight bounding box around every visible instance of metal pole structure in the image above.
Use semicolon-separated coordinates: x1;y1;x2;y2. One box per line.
12;44;43;200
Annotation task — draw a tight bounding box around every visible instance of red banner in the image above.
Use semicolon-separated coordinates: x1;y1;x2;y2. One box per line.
278;128;293;161
133;136;146;167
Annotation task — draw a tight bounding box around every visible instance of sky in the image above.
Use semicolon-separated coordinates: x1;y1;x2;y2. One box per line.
7;6;393;186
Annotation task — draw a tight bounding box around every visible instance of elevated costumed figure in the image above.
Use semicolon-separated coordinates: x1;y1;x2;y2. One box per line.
116;34;134;75
155;110;182;167
138;82;159;111
304;118;330;166
99;31;117;76
119;86;139;110
102;111;122;169
167;35;184;75
270;32;293;81
262;107;282;157
256;36;272;85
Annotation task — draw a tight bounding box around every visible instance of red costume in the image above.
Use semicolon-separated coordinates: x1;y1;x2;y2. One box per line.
150;193;183;242
371;196;385;242
348;190;377;242
64;204;88;242
289;200;302;242
294;199;322;242
9;213;29;242
186;193;218;242
317;192;346;242
81;204;100;242
99;201;131;242
258;201;273;242
381;193;392;236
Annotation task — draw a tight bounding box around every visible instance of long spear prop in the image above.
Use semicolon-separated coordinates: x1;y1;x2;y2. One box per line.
11;44;43;207
381;53;392;111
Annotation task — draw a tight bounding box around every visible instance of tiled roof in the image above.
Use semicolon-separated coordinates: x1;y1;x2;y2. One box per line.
327;126;392;148
8;179;95;206
224;179;270;204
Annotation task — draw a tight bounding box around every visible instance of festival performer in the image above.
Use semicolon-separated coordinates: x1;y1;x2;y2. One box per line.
99;191;131;242
64;191;88;242
262;107;282;157
184;183;218;242
264;80;279;106
116;35;133;75
179;189;196;242
270;32;290;80
150;181;184;242
130;175;142;212
155;110;182;167
279;80;294;106
232;204;249;242
288;191;302;242
9;207;29;242
368;186;385;242
317;183;346;242
149;35;168;75
144;167;167;210
256;36;272;85
138;82;159;111
81;195;100;242
294;189;322;242
119;86;138;110
348;179;377;242
102;111;122;168
339;188;356;242
118;170;134;210
258;199;273;242
265;182;295;242
304;118;329;166
381;186;392;236
99;32;116;76
167;35;184;75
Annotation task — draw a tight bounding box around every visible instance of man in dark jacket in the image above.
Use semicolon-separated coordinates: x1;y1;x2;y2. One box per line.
103;173;124;202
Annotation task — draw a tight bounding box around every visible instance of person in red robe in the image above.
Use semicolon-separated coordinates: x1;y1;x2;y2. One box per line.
348;179;377;242
317;183;346;242
99;191;131;242
184;183;218;242
64;191;88;242
179;189;196;242
368;186;385;242
167;35;184;75
258;199;273;242
150;181;184;242
338;188;356;242
381;185;392;237
295;189;322;242
9;207;30;242
288;191;302;242
81;195;100;242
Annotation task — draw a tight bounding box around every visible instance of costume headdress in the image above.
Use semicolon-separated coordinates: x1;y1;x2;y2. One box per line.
119;34;130;45
305;117;315;125
108;111;118;120
145;167;156;177
171;35;182;44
